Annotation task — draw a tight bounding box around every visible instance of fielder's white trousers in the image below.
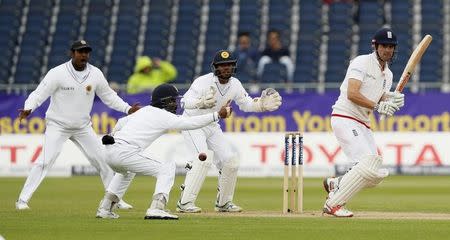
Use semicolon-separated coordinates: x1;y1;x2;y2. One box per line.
18;121;114;203
105;141;175;200
182;123;236;170
331;116;377;164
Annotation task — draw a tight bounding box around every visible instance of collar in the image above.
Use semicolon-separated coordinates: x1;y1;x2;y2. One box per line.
66;60;91;83
213;75;231;96
370;52;387;71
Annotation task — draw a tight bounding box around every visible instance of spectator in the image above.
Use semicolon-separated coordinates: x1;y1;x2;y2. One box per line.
257;30;295;82
127;56;177;94
233;32;260;83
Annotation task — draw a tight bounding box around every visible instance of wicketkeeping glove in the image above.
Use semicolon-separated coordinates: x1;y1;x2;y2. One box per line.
259;88;282;112
196;86;217;109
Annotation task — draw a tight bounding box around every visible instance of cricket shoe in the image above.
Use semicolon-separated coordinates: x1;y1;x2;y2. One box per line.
215;202;243;212
322;203;353;217
15;199;30;210
117;199;133;210
96;208;120;219
176;201;202;213
144;209;179;220
323;176;341;193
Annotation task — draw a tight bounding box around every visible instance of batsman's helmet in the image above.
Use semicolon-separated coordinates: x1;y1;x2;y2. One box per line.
211;50;237;76
150;84;180;113
371;28;397;46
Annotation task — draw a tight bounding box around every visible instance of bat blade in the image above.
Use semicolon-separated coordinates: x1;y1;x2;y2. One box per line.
395;34;433;92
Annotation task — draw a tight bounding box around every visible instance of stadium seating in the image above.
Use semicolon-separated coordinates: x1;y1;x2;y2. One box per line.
295;0;321;83
0;0;23;84
13;1;53;84
171;0;201;83
107;0;141;83
48;1;82;69
420;0;443;83
325;3;352;83
0;0;445;92
199;1;233;76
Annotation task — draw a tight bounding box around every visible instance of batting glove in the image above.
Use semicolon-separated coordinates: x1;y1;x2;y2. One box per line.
374;100;399;116
385;91;405;108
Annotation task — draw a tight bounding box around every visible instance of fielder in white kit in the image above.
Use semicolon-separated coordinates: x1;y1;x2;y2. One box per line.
16;40;140;210
176;50;282;213
95;84;233;219
322;28;405;217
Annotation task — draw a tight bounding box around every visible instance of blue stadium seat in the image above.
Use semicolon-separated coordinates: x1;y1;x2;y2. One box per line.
83;0;113;68
325;3;352;83
268;0;290;38
107;0;141;83
171;0;202;83
420;0;443;82
260;63;287;83
294;0;321;82
13;0;53;83
357;1;385;54
389;1;413;82
200;1;233;75
47;1;82;69
143;0;171;59
0;0;23;83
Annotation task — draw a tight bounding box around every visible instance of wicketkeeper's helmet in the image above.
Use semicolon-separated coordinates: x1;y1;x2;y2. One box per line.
211;50;237;76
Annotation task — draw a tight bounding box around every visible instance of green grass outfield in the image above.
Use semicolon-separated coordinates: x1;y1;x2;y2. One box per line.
1;176;450;240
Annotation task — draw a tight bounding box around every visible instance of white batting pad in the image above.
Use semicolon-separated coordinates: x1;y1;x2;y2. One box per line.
355;155;389;188
216;157;239;206
179;157;212;204
326;155;387;207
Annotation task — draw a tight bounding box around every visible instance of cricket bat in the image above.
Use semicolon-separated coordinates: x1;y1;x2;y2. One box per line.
380;34;432;120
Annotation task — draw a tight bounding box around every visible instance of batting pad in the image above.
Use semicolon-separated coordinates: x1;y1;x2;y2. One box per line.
179;158;212;204
217;157;239;206
327;155;387;207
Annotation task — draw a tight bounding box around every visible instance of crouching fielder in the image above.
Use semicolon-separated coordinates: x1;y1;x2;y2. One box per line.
96;84;232;220
176;50;282;213
322;28;405;217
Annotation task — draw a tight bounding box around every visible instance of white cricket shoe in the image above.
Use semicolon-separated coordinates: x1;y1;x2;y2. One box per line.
144;209;179;220
117;199;133;210
176;201;202;213
215;202;243;212
322;203;353;217
15;200;30;210
96;208;120;219
323;177;340;193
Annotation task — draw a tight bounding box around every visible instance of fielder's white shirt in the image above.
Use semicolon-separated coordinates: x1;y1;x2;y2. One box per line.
112;105;219;150
332;52;393;123
181;73;259;118
24;60;131;129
